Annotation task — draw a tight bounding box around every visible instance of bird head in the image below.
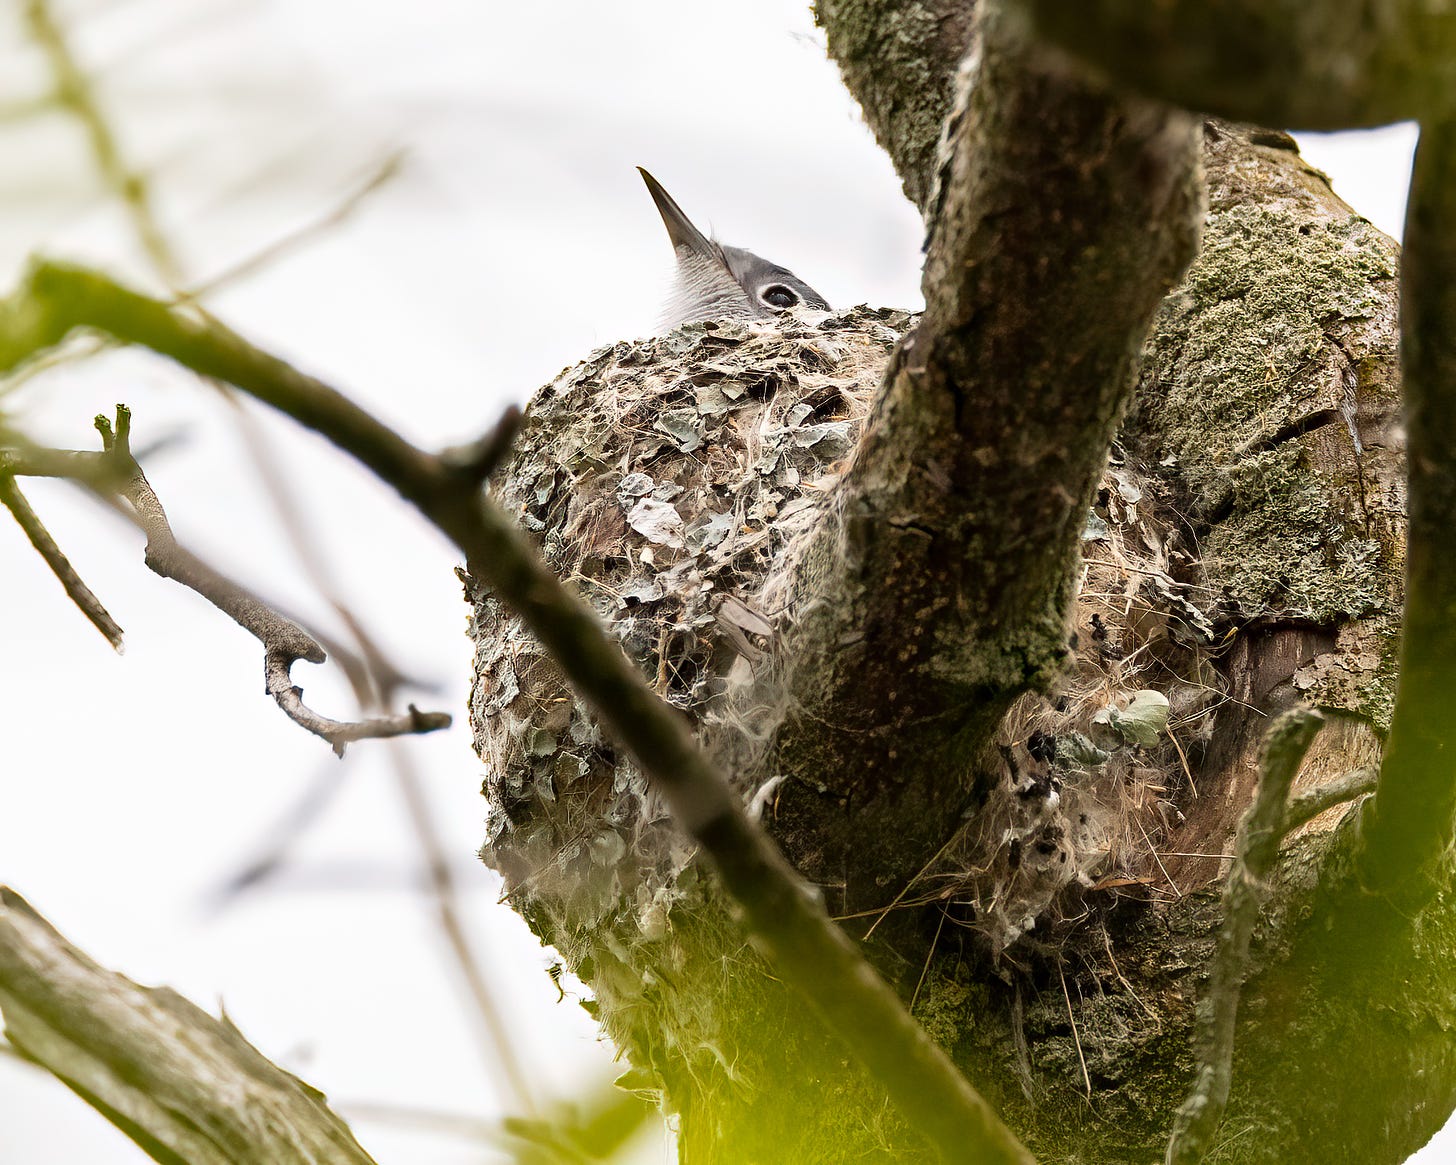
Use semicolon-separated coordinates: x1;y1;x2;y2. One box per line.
638;166;830;332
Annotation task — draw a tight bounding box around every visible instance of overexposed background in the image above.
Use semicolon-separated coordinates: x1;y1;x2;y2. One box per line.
0;1;1431;1161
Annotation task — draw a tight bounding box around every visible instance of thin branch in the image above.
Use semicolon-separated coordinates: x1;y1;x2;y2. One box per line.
0;263;1036;1165
1356;118;1456;902
2;425;449;751
88;404;449;752
1015;0;1456;131
1284;766;1378;835
0;472;123;649
261;651;447;757
181;152;406;302
0;886;379;1165
1165;709;1325;1165
386;739;538;1115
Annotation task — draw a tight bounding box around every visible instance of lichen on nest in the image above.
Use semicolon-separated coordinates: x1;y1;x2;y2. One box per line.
467;307;1227;958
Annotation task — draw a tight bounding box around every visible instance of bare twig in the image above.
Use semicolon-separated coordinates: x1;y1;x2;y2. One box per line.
0;263;1036;1165
0;472;123;649
58;403;450;753
0;886;379;1165
1165;709;1325;1165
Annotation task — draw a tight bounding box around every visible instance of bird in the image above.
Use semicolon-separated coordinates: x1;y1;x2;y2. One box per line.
638;167;831;332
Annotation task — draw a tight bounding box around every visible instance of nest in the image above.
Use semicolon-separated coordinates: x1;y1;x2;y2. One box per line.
468;308;1225;954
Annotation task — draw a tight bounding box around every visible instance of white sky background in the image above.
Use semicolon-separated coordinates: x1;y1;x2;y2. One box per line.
0;0;1436;1161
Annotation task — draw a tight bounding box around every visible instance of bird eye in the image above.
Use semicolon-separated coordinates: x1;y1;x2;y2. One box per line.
761;284;799;310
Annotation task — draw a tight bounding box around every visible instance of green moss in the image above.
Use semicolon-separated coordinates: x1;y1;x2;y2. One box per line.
1140;206;1400;623
1207;445;1387;621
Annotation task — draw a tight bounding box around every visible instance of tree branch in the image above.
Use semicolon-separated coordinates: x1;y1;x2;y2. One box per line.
0;471;123;650
0;887;378;1164
1356;119;1456;902
1015;0;1456;131
2;407;451;754
814;0;973;211
0;264;1032;1165
758;0;1202;907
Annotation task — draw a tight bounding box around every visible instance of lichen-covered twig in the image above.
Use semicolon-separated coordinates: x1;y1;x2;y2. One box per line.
0;471;123;650
0;886;379;1165
0;264;1033;1165
1016;0;1456;131
1165;709;1326;1165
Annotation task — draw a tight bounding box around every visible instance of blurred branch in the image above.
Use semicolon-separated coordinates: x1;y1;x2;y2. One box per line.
386;738;538;1115
0;886;379;1165
214;366;528;1110
1015;0;1456;130
0;260;1034;1165
202;758;351;907
0;335;112;399
183;151;406;301
344;1084;659;1162
1166;711;1332;1165
0;471;124;649
24;0;185;285
1357;118;1456;902
22;0;539;1138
